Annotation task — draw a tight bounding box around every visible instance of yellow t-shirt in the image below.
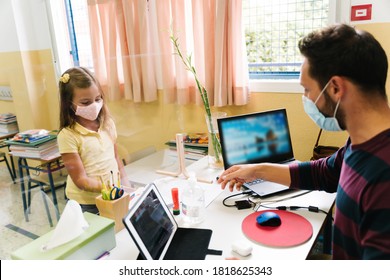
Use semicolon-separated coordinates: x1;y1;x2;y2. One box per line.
57;121;118;205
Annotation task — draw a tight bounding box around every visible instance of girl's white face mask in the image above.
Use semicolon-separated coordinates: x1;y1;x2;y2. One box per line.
302;81;343;132
74;100;103;121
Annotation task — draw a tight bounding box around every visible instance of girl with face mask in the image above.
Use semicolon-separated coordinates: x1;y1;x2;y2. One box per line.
57;67;134;214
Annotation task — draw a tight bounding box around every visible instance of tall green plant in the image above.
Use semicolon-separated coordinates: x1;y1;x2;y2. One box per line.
169;32;222;163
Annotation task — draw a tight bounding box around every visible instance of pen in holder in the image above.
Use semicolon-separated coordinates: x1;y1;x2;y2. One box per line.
156;133;212;183
96;176;129;233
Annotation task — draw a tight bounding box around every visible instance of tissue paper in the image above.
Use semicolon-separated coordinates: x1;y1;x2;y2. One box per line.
42;200;89;251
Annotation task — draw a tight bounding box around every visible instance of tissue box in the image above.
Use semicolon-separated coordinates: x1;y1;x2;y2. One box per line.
11;212;116;260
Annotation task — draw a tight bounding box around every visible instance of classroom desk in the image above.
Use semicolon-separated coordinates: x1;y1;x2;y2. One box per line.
122;149;196;186
0;132;18;180
109;150;336;260
124;149;220;187
17;154;66;226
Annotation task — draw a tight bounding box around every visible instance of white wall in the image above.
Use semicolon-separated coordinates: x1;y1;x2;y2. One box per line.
0;0;52;52
0;1;19;52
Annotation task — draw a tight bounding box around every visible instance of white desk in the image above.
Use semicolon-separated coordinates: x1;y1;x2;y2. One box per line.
202;189;335;260
111;150;336;260
124;149;199;187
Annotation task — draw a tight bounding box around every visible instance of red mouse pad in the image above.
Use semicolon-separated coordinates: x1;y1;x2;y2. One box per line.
242;210;313;247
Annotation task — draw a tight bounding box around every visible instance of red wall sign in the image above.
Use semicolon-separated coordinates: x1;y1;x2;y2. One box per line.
351;4;372;21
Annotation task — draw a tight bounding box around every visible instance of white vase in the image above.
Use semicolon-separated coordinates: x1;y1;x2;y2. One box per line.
205;112;227;169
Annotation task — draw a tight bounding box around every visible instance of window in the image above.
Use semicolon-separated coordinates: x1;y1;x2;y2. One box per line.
64;0;93;69
53;0;335;91
243;0;331;80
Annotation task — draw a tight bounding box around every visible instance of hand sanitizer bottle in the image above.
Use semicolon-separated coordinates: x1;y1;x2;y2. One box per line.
181;173;205;225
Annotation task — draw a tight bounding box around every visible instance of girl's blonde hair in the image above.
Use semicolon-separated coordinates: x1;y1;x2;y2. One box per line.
58;67;113;132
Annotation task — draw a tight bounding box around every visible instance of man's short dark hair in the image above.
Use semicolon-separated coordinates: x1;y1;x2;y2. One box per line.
298;24;388;98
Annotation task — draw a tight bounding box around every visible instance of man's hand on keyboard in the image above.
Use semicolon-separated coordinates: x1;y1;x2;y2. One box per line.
217;164;259;192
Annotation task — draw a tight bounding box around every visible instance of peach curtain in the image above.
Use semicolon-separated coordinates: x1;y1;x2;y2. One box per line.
87;0;249;106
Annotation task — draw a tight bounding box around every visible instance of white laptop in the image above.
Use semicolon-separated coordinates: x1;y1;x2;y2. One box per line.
122;183;222;260
217;108;296;197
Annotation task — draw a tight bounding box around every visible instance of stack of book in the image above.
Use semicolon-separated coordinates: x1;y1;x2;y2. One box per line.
6;129;59;160
10;129;50;143
0;113;19;134
165;133;208;159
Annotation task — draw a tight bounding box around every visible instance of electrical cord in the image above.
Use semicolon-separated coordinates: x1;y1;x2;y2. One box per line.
250;190;313;206
248;190;311;211
223;189;311;210
222;189;330;217
259;204;329;215
222;190;256;209
249;190;330;216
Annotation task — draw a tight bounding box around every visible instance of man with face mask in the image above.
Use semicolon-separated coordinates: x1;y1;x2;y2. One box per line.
218;24;390;260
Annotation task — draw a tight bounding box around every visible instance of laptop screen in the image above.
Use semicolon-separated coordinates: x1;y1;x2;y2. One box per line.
123;184;177;260
217;109;294;169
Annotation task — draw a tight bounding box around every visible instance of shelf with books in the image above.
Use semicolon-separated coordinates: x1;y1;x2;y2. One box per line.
165;132;208;157
0;113;19;134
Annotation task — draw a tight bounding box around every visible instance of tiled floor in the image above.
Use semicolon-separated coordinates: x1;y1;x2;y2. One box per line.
0;166;67;260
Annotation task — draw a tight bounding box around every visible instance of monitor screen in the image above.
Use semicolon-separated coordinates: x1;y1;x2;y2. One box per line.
217;109;294;169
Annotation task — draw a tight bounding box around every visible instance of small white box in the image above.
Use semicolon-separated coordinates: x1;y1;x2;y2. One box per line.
232;240;253;257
